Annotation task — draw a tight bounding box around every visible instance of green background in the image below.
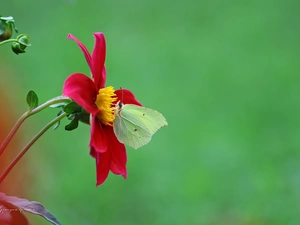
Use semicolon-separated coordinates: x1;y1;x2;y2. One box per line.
1;0;300;224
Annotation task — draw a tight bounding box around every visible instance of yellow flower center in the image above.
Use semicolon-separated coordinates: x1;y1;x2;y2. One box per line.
95;86;117;126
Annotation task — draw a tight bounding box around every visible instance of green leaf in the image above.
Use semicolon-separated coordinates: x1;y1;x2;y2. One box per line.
26;90;38;110
67;113;76;121
63;102;81;114
53;110;64;130
53;121;60;130
0;192;62;225
65;118;79;131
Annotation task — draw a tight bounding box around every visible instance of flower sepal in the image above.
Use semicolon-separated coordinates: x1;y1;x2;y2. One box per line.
63;101;82;114
62;101;90;131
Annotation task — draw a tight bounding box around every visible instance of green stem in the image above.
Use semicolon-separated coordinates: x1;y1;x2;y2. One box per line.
0;112;28;157
30;96;71;116
0;39;17;46
0;96;70;157
0;112;68;184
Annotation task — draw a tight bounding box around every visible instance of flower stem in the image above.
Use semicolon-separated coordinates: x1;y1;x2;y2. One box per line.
30;96;71;116
0;39;18;46
0;112;28;157
0;112;68;184
0;96;70;157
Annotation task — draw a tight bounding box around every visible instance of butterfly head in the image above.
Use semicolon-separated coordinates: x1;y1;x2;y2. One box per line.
114;100;124;117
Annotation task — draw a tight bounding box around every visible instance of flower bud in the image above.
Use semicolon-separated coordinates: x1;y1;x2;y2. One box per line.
11;42;25;54
11;34;31;55
0;20;12;41
0;16;17;41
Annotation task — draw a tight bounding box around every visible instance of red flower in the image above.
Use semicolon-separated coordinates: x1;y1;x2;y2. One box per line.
62;33;141;186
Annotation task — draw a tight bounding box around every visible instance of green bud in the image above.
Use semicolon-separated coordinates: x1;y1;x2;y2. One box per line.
11;34;31;55
11;42;25;54
17;34;31;47
0;16;17;41
0;20;12;41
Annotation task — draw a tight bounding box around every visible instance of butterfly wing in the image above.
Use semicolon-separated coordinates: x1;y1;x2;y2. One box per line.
121;104;168;134
113;103;168;149
113;112;152;149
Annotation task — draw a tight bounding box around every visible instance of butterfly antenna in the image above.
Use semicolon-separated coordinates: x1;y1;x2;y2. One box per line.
120;87;124;103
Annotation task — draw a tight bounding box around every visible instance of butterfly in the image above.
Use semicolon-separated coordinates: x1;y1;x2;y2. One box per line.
113;101;168;149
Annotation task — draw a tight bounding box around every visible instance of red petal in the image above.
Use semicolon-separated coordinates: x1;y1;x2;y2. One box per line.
94;148;111;186
63;73;99;114
92;33;106;89
90;147;96;158
115;89;142;106
90;116;108;153
103;126;127;178
67;34;92;70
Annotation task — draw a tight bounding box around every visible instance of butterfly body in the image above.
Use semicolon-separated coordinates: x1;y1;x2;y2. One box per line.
113;101;168;149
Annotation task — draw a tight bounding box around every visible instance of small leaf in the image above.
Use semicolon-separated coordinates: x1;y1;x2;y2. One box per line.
21;201;61;225
65;118;79;131
0;192;62;225
63;102;81;114
67;113;76;121
53;121;60;130
53;110;64;130
12;22;18;33
26;90;38;110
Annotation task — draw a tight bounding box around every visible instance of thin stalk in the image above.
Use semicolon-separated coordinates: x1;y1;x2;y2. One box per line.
0;96;70;156
0;112;67;184
29;96;71;116
0;39;17;46
0;112;28;157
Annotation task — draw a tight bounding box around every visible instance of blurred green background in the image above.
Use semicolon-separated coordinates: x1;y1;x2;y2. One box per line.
1;0;300;224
